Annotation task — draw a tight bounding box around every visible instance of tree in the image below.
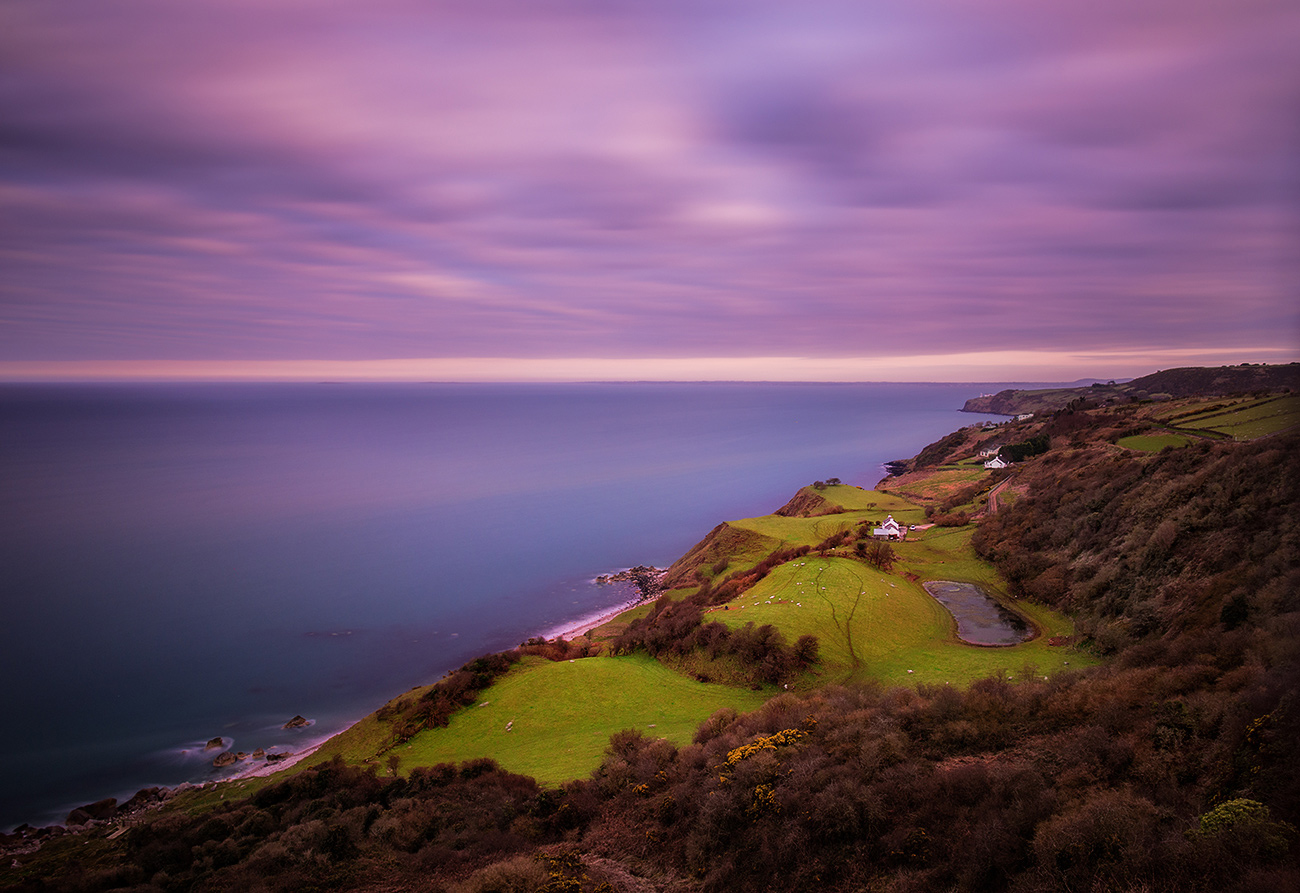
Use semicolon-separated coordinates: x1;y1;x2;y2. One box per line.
862;541;896;571
793;634;820;667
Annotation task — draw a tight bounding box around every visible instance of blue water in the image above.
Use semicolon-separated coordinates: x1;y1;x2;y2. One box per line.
0;381;1015;829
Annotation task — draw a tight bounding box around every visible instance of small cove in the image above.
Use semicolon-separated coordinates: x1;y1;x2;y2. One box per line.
922;581;1031;646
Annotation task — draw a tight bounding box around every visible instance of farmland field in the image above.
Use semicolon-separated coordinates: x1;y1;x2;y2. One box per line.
1166;394;1300;440
1118;433;1191;451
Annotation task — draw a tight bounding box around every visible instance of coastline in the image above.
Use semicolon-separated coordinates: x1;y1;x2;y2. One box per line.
192;586;647;794
220;731;336;781
8;583;650;834
554;600;641;640
542;580;648;641
2;381;998;833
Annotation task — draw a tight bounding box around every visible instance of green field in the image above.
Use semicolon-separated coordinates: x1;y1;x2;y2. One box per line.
1166;395;1300;440
881;466;993;505
703;523;1090;688
391;654;766;784
693;496;1089;691
729;485;925;547
815;484;922;513
177;654;767;807
897;524;1005;587
1118;433;1191;451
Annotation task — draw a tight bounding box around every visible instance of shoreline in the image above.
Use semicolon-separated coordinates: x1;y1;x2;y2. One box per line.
554;600;641;640
8;581;651;834
219;733;332;782
1;382;988;835
215;587;643;784
539;568;663;641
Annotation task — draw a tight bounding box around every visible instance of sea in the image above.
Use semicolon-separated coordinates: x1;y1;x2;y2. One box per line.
0;380;1020;830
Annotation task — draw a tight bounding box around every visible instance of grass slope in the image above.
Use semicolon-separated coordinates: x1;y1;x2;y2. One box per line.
729;485;924;547
1173;394;1300;439
707;527;1092;688
396;654;767;784
683;481;1094;689
1118;433;1192;451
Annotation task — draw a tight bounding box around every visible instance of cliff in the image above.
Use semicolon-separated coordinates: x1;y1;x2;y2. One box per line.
962;362;1299;416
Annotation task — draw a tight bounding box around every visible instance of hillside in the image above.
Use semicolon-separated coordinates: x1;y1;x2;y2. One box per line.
4;385;1297;893
962;362;1300;416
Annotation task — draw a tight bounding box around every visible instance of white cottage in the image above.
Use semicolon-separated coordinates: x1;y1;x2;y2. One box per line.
984;456;1008;470
873;515;905;540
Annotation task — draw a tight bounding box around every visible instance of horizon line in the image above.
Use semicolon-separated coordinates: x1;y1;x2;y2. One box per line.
0;349;1294;384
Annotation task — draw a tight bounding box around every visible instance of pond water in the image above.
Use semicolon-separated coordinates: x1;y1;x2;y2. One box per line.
922;581;1031;646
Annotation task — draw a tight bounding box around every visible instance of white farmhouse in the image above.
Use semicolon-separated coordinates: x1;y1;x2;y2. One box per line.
984;456;1008;470
873;515;905;540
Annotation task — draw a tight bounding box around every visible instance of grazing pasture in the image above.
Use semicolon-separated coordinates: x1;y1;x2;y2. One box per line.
395;654;767;784
1118;432;1191;451
1159;394;1300;440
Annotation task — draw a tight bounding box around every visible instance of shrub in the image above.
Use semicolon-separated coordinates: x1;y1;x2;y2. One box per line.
1189;798;1295;861
1031;789;1167;889
793;634;820;667
1002;433;1050;462
447;855;549;893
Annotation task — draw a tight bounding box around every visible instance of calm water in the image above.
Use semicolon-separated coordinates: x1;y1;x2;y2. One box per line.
0;381;1014;828
922;581;1031;645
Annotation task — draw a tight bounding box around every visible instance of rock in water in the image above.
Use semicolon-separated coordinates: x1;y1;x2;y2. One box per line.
121;788;163;813
84;798;118;820
66;798;118;825
203;737;224;751
283;715;309;729
212;752;237;768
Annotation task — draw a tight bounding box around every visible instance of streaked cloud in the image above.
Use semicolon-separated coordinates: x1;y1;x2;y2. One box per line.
1;1;1296;378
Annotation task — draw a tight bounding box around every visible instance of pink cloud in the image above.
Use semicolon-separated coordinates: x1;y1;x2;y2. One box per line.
1;1;1296;373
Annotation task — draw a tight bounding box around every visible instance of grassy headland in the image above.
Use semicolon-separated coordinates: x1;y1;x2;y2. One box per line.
260;474;1086;791
5;370;1297;893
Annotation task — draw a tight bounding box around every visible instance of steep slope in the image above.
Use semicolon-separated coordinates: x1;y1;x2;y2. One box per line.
772;486;845;517
658;521;779;590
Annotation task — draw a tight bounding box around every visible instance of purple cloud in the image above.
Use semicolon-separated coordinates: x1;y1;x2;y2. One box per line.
0;0;1296;374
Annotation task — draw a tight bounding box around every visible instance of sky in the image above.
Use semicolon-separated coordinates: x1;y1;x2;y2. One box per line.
1;0;1297;382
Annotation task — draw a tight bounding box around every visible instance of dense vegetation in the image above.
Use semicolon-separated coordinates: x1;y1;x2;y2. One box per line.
4;388;1297;892
975;429;1298;659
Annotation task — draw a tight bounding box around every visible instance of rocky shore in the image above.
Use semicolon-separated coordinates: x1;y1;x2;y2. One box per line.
1;714;322;852
0;784;194;861
593;565;665;600
3;566;663;841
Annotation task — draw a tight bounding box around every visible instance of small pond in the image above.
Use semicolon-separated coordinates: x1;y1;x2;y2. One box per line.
922;581;1031;646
